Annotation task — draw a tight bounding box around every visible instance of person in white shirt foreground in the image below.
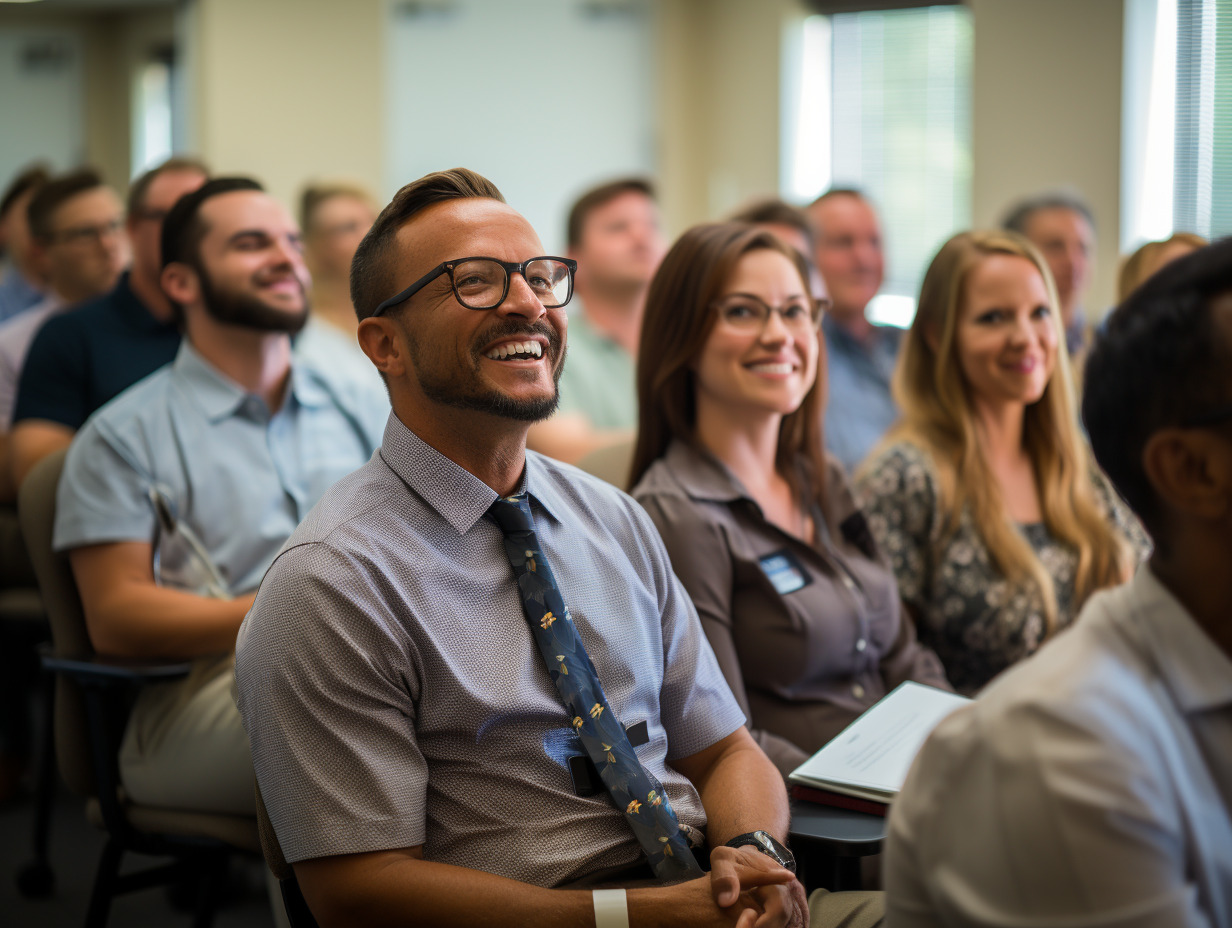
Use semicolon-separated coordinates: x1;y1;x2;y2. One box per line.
884;238;1232;927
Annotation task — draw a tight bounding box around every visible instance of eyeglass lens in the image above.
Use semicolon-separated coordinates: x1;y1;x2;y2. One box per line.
716;295;821;332
452;258;572;310
57;218;124;246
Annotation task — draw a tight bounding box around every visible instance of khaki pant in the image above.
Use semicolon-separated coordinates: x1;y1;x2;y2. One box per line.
810;889;885;927
118;653;255;815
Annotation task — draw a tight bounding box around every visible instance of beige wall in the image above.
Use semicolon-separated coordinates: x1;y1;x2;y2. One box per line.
655;0;804;236
183;0;385;213
0;6;174;195
970;0;1124;318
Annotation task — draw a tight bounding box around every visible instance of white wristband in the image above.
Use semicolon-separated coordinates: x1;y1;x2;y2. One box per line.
593;888;630;928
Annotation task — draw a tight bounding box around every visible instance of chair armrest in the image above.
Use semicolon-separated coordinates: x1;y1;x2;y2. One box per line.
42;652;192;687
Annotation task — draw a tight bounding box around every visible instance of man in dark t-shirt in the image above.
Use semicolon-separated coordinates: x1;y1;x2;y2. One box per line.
8;157;206;489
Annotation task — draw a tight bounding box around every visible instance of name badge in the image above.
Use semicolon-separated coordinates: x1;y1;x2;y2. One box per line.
759;550;810;595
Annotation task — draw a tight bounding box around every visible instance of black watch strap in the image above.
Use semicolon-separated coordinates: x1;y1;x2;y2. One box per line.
725;830;796;873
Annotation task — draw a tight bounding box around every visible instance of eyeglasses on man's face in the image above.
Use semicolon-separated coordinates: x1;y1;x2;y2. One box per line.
713;293;828;333
373;256;577;317
51;217;124;248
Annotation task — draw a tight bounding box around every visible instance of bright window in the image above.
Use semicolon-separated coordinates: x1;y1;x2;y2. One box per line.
785;5;973;328
1123;0;1231;250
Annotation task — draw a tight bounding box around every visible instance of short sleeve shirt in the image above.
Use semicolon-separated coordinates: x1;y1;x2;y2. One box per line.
234;416;745;886
554;305;637;430
54;340;386;595
13;273;181;430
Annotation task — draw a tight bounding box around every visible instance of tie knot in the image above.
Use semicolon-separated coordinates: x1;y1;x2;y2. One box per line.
489;493;535;536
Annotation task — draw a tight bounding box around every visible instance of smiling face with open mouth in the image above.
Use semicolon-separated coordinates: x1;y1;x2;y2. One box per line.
693;248;820;425
387;198;568;423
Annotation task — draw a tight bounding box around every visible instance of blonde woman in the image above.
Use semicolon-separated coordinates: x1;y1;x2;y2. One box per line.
857;230;1147;695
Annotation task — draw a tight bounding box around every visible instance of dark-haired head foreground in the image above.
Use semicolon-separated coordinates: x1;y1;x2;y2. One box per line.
885;235;1232;928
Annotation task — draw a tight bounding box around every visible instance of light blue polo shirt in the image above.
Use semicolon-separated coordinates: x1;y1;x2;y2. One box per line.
55;340;387;595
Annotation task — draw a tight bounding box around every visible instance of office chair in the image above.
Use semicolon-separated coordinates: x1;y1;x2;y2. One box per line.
17;449;260;928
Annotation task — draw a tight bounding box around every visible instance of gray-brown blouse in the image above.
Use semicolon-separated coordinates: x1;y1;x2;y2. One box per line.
632;440;951;777
857;441;1151;696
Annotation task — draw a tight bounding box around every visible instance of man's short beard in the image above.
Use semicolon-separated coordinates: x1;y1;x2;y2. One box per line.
419;379;561;422
408;318;566;423
196;260;310;334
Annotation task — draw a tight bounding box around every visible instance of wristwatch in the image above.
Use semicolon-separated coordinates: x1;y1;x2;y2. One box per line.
725;830;796;873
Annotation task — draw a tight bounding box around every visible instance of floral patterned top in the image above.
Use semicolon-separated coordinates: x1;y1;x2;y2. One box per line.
856;441;1150;695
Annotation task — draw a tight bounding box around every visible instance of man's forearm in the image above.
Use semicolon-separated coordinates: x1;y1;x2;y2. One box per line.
296;849;743;928
70;542;255;658
674;728;791;846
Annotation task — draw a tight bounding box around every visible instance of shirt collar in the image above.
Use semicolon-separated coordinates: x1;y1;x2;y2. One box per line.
662;439;748;504
172;339;321;422
1131;566;1232;713
172;340;249;422
378;415;562;535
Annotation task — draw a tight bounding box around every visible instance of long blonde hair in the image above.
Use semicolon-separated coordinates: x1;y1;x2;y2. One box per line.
884;230;1125;631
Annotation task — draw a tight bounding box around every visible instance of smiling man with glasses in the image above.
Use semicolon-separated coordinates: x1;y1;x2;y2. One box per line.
0;169;129;495
236;168;809;928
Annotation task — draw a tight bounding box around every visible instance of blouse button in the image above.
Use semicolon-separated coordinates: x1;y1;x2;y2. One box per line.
852;683;865;699
855;638;867;652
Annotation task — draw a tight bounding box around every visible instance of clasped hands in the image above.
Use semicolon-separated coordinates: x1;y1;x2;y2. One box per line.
699;844;808;928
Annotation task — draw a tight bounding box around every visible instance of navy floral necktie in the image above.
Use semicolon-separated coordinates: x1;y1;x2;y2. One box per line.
488;493;703;882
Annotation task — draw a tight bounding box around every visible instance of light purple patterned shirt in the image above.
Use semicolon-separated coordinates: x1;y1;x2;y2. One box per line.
235;414;745;887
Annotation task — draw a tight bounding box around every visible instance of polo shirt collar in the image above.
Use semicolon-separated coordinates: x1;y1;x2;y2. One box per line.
173;339;320;422
1133;566;1232;714
379;415;561;535
664;439;747;504
172;341;248;422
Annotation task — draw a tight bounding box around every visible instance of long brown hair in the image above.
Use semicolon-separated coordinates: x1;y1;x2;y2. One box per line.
628;223;827;502
879;229;1127;631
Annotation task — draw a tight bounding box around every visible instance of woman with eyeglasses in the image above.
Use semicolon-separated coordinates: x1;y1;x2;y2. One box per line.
629;223;949;778
856;230;1148;696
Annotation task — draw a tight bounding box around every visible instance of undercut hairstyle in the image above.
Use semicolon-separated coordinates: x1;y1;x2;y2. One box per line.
878;229;1127;634
628;222;826;500
727;198;815;250
27;169;106;241
126;156;210;218
160;176;264;270
299;181;377;235
1001;191;1096;236
1083;237;1232;542
350;167;505;321
565;177;655;250
0;163;51;220
1116;232;1207;303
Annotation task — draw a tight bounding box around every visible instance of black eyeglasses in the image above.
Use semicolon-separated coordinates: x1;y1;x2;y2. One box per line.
372;255;577;317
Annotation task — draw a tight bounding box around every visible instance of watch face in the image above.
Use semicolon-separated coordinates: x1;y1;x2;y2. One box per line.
743;831;796;872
